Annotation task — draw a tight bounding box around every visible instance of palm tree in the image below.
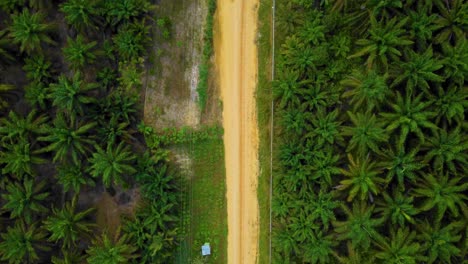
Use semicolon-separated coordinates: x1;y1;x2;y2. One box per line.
380;92;438;147
373;227;425;264
0;139;46;177
376;190;418;226
100;90;139;123
63;34;98;70
118;60;143;90
280;35;328;75
333;242;375;264
306;108;344;147
297;15;325;45
391;48;444;94
51;249;85;264
1;179;49;223
86;231;138;264
341;70;390;111
43;196;95;249
97;67;117;90
423;126;467;172
56;162;94;193
272;227;299;262
440;39;468;85
329;34;351;58
0;110;48;144
273;69;309;109
341;111;389;156
112;22;149;61
379;145;424;189
49;72;98;116
433;0;468;44
271;194;292;220
22;54;52;83
276;2;304;37
89;142;137;187
301;85;330;112
8;9;55;54
102;0;152;27
430;85;467;125
417;220;463;263
338;154;385;202
333;201;383;250
24;82;49;110
96;115;135;145
413;172;468;222
302;230;336;263
348;16;413;70
288;210;318;243
308;190;339;230
310;149;341;187
60;0;101;32
0;221;50;264
280;108;310;136
38;113;96;164
407;9;438;47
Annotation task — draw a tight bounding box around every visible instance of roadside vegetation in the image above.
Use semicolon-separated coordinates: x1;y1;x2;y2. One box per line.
0;1;183;263
272;0;467;263
256;0;273;263
197;0;217;111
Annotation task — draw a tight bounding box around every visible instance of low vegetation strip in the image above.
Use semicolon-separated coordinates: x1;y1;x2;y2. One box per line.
139;122;223;146
256;0;274;263
188;138;227;264
197;0;217;111
272;0;467;263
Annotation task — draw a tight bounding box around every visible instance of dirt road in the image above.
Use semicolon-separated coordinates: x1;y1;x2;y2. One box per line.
215;0;259;263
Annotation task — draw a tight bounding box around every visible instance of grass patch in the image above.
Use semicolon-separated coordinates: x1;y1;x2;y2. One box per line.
173;136;227;264
197;0;217;111
256;0;273;263
189;138;227;263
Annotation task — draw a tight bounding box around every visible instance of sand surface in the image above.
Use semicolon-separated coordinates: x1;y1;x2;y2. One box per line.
214;0;259;263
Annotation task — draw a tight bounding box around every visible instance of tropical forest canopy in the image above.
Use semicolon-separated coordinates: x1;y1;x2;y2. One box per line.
272;0;467;263
0;0;181;263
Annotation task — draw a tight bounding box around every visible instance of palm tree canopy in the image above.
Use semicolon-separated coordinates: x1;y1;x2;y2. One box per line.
333;201;384;250
338;154;385;202
49;72;98;116
8;9;55;54
43;197;95;249
38;113;96;164
0;221;50;264
341;111;389;156
86;232;138;264
60;0;100;31
89;142;137;187
63;34;98;70
1;179;49;223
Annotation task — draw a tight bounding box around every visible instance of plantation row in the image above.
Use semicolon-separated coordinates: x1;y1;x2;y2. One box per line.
272;0;467;263
0;0;180;263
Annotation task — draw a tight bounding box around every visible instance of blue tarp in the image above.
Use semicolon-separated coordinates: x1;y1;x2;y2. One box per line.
202;243;211;256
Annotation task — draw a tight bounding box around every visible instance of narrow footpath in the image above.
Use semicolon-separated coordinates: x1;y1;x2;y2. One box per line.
214;0;260;263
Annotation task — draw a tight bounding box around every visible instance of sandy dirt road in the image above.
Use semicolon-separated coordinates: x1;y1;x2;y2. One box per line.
215;0;259;263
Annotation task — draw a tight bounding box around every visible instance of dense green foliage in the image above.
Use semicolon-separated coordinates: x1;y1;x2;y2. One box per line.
272;0;467;262
196;0;217;110
0;1;182;263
